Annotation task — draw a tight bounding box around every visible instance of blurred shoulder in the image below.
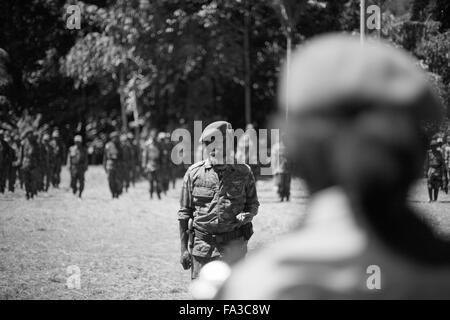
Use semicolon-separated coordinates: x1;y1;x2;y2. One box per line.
233;163;252;175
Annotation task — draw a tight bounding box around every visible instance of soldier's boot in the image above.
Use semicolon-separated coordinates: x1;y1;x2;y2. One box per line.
149;191;153;199
157;192;161;200
286;193;290;201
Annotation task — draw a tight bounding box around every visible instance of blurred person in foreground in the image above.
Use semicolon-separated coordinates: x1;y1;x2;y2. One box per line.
218;34;450;299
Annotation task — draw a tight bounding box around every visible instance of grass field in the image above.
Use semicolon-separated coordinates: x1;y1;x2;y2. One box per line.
1;166;450;299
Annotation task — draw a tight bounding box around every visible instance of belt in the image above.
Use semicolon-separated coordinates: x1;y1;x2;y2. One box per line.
194;227;244;244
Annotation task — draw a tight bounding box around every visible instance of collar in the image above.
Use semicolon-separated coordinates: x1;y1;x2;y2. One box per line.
205;158;213;169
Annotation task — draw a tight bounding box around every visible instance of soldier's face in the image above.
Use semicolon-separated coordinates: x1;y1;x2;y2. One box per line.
205;138;227;165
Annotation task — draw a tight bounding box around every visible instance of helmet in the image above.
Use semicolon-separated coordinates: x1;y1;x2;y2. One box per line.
74;135;82;143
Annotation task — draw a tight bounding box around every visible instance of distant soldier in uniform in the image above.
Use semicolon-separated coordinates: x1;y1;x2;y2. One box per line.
142;130;162;199
40;133;53;192
20;129;40;199
103;131;124;198
0;130;15;193
127;132;140;186
7;134;21;192
425;139;448;202
158;132;171;195
271;136;291;201
68;135;88;198
178;121;260;280
120;133;132;192
443;136;450;172
49;130;65;188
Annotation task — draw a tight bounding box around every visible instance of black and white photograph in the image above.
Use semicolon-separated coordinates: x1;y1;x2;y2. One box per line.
1;0;450;305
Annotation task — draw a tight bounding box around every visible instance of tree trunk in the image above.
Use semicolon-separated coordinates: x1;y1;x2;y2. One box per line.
119;69;127;132
244;0;252;126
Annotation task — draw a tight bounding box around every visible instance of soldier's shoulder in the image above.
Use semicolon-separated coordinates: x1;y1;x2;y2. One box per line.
234;163;252;174
185;160;206;174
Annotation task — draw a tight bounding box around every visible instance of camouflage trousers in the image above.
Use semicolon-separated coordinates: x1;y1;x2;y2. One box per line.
70;168;85;196
274;173;291;200
22;167;38;199
51;163;62;187
0;165;7;193
7;165;19;192
146;170;161;198
107;168;123;198
191;237;247;280
122;166;131;191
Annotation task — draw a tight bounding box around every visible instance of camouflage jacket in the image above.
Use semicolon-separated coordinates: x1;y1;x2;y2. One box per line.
20;139;40;170
178;159;260;257
103;141;123;170
68;145;88;172
49;139;65;164
142;140;160;172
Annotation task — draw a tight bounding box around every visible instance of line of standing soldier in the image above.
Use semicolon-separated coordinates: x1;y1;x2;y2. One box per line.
102;130;175;199
0;128;66;199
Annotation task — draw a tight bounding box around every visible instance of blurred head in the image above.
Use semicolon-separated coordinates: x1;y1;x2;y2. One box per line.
120;134;127;143
279;34;442;202
52;130;60;139
74;135;82;144
157;132;166;142
200;121;233;166
110;131;119;143
42;133;50;143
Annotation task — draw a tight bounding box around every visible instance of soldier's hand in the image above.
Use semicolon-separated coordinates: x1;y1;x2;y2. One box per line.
236;212;252;224
180;250;192;270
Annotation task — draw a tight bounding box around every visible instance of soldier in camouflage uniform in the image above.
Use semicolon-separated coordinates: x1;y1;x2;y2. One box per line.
120;133;132;192
103;131;124;199
142;130;162;199
158;132;171;195
127;132;140;186
49;130;65;188
178;121;259;279
142;130;161;198
0;129;14;193
20;129;40;199
7;134;21;192
425;139;448;202
271;136;291;201
40;133;53;192
68;135;88;198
